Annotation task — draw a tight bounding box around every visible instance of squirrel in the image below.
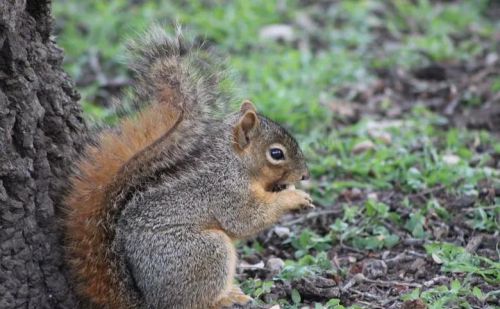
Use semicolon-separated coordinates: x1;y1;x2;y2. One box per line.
64;25;313;309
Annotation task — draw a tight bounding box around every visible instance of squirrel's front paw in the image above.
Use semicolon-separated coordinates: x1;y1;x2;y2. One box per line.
279;187;314;210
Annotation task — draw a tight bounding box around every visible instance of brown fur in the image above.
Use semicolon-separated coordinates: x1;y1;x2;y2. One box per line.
64;98;180;308
204;229;239;308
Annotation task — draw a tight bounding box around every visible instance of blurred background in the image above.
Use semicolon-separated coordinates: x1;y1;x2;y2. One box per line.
54;1;499;308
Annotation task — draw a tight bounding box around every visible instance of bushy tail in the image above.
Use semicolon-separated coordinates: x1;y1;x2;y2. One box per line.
127;24;228;115
64;25;231;308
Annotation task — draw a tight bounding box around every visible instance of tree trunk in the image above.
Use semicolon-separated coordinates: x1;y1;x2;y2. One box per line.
0;0;86;308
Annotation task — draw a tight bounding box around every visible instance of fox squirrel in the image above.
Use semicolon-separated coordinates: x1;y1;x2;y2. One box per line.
64;26;313;309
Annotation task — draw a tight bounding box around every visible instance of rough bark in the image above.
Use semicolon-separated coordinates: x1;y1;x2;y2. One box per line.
0;0;87;308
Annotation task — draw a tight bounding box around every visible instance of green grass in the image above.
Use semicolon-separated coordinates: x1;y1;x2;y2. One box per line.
54;0;498;128
426;242;500;285
54;0;500;307
402;279;499;309
306;106;498;198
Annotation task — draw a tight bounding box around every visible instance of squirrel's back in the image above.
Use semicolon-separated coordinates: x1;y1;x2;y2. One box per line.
64;26;230;308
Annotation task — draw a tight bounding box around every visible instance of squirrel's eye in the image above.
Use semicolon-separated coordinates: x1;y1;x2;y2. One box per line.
269;148;285;160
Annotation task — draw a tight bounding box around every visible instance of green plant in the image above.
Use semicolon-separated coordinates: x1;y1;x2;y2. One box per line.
425;243;500;284
240;279;274;301
278;252;333;281
402;279;499;308
289;229;332;258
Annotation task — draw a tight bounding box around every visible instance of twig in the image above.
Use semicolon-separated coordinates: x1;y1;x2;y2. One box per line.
444;98;460;115
402;238;427;246
340;243;366;255
355;300;384;309
384;252;415;267
463;205;500;213
465;234;484;253
282;208;342;226
484;91;500;109
381;220;404;238
342;273;364;291
381;296;402;307
408;184;446;199
362;277;423;288
345;273;422;291
422;276;449;287
444;84;459;115
350;288;382;301
470;66;497;84
407;250;427;258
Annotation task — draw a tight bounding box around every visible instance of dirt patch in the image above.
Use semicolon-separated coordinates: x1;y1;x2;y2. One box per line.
236;180;499;307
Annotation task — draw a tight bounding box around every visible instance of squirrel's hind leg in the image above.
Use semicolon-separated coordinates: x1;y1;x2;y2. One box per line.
122;227;240;309
206;229;252;308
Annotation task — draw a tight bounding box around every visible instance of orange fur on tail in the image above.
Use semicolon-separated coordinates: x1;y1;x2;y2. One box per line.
64;102;179;308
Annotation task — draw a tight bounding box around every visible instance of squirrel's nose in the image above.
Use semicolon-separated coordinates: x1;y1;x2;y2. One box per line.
301;171;310;181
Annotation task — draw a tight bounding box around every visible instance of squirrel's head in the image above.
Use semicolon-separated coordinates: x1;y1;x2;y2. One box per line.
233;100;309;192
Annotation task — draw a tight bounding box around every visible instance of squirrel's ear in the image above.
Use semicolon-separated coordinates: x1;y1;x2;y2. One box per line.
234;107;259;150
240;100;257;113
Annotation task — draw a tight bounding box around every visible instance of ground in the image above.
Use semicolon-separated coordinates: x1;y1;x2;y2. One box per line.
54;0;499;308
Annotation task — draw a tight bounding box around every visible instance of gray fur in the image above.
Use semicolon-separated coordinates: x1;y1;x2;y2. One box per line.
105;26;309;309
126;24;228;116
114;116;306;308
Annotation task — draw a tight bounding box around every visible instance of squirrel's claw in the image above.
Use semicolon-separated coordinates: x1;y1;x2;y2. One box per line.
280;188;314;210
216;286;253;308
305;202;316;209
